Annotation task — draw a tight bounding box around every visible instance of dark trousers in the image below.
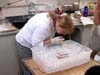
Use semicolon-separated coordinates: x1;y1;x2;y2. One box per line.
16;41;33;75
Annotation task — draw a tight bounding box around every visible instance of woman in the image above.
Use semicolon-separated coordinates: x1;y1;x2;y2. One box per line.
16;11;74;75
89;0;100;59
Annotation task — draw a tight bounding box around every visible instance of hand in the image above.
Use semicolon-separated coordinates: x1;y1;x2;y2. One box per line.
51;36;64;45
97;25;100;36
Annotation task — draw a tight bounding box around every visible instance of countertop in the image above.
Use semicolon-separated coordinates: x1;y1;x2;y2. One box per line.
23;58;99;75
0;20;18;36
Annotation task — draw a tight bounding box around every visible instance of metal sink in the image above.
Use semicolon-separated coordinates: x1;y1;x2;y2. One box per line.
6;15;34;29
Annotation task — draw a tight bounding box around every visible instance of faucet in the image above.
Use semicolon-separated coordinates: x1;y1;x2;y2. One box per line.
28;3;35;15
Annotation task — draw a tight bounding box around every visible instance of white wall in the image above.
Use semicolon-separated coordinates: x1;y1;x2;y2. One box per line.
2;0;28;17
1;0;96;17
0;0;7;7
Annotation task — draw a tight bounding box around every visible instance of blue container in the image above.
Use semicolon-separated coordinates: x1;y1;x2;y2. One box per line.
83;6;88;17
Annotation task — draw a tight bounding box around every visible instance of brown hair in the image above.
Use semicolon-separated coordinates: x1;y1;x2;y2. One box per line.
56;15;74;34
48;11;58;20
48;12;74;34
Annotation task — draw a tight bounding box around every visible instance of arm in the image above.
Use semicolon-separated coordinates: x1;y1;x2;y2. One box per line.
94;0;100;25
31;26;50;47
31;26;64;46
44;37;65;46
44;38;51;45
94;0;100;36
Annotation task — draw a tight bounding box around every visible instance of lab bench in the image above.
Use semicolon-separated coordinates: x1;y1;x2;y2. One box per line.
21;24;99;75
23;58;99;75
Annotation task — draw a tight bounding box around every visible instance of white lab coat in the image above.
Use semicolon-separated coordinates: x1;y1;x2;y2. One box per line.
16;13;55;48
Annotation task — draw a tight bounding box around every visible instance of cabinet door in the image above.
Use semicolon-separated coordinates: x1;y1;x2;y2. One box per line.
82;25;95;45
0;31;19;75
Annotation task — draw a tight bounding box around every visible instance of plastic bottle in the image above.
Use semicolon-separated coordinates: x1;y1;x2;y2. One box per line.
83;6;88;17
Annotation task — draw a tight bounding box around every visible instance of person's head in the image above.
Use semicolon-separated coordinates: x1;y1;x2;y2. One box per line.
49;11;74;35
85;65;100;75
55;15;74;35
